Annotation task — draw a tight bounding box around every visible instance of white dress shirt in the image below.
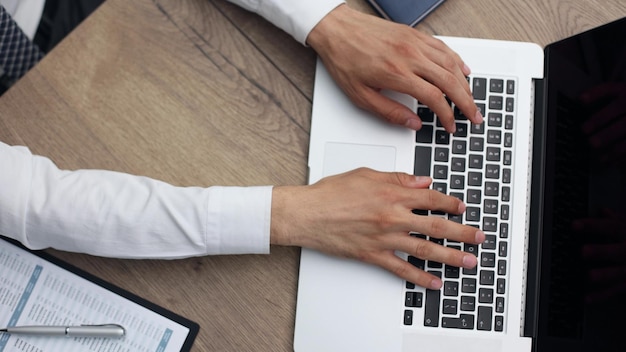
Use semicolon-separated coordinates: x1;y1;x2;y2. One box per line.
0;0;344;258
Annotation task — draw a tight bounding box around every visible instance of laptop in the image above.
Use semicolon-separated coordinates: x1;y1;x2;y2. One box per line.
295;16;626;352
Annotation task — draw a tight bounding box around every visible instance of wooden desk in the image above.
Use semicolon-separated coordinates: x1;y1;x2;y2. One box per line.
0;0;623;350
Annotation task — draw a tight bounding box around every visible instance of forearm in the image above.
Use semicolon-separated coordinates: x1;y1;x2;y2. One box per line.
0;142;271;258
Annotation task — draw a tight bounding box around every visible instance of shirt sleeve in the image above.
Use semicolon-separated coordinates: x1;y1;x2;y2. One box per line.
0;141;272;258
227;0;345;44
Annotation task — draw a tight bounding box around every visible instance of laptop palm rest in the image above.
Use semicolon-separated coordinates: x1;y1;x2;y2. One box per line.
322;142;397;176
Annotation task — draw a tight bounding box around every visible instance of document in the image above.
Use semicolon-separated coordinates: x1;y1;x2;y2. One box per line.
0;238;198;352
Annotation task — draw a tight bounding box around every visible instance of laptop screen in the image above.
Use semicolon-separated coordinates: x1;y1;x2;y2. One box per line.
529;17;626;352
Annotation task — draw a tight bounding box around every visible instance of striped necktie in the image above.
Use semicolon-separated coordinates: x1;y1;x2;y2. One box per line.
0;5;43;84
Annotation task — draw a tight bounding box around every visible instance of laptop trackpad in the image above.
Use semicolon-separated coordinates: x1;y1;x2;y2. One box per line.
323;142;396;177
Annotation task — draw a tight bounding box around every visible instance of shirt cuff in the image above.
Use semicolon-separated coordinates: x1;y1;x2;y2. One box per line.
206;186;273;255
255;0;345;45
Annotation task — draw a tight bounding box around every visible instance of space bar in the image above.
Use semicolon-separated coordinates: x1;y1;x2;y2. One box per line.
414;146;432;177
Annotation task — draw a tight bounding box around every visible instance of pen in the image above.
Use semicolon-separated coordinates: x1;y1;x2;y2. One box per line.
0;324;126;338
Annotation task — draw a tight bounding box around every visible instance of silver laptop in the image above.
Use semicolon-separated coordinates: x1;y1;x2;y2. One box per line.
295;17;626;352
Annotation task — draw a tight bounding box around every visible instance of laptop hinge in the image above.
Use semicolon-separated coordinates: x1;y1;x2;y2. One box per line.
523;77;546;341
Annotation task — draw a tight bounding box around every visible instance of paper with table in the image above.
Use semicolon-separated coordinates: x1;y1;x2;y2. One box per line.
0;237;198;352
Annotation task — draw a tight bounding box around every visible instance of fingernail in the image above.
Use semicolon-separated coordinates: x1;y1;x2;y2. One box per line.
475;230;485;243
457;202;466;213
405;118;422;130
463;63;471;75
414;176;431;184
430;278;443;290
474;110;484;124
462;254;477;268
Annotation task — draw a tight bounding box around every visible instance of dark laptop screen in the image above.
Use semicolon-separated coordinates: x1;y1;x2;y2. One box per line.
529;16;626;352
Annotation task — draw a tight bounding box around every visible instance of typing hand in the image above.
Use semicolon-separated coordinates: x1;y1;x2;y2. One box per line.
573;210;626;303
270;168;484;290
307;4;483;133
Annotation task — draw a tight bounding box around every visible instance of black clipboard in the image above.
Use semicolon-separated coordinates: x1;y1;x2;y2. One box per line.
0;236;199;351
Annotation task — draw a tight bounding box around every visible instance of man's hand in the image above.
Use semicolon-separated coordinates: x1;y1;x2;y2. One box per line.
271;168;485;290
307;4;483;133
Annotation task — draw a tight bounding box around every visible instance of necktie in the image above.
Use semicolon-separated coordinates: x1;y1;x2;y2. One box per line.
0;5;43;84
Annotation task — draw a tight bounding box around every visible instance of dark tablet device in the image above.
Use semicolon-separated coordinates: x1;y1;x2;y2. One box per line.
366;0;446;27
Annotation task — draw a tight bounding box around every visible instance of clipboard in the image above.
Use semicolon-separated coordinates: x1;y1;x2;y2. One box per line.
0;236;199;352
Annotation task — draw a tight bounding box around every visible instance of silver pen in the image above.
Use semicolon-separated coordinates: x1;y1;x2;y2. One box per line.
0;324;126;338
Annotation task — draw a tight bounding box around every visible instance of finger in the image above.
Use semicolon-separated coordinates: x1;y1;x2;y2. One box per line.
354;87;425;130
384;233;480;269
417;32;472;79
408;188;466;215
409;217;485;244
370;251;443;289
412;58;480;128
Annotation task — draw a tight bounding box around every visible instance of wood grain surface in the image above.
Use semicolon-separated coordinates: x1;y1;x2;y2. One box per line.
0;0;623;350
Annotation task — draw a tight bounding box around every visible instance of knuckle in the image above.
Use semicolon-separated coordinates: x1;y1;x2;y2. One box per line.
427;217;447;237
413;239;432;259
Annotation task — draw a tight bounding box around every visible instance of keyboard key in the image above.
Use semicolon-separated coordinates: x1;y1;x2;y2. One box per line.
464;244;478;257
436;130;450;144
404;309;414;325
451;157;466;172
408;256;425;270
442;299;458;315
469;137;484;151
482;235;497;250
504;132;513;147
500;223;509;238
473;77;487;100
495;315;504;331
471;122;485;134
444;281;459;296
433;182;447;194
501;205;510;220
506;80;515;94
461;295;476;311
483;217;498;232
452;140;467;154
497;278;506;294
416;125;434;143
486;147;501;161
498;259;507;276
480;270;495;285
414;146;432;177
454;122;468;137
479;288;494;304
424;289;440;327
469;154;483;169
462;278;477;293
405;291;423;307
496;297;505;313
418;106;435;122
490;79;504;93
505;114;514;129
477;306;493;330
485;164;500;179
442;314;474;329
487;130;501;144
450;175;465;189
484;199;498;214
433;165;448;179
468;172;482;186
499;241;508;257
485;182;499;197
489;96;503;110
434;147;449;162
466;207;480;222
481;253;496;267
505;97;515;112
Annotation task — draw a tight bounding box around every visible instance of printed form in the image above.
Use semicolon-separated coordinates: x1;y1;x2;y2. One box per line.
0;240;194;352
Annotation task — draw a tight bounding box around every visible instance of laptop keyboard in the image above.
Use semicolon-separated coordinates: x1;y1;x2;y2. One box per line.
402;76;516;332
